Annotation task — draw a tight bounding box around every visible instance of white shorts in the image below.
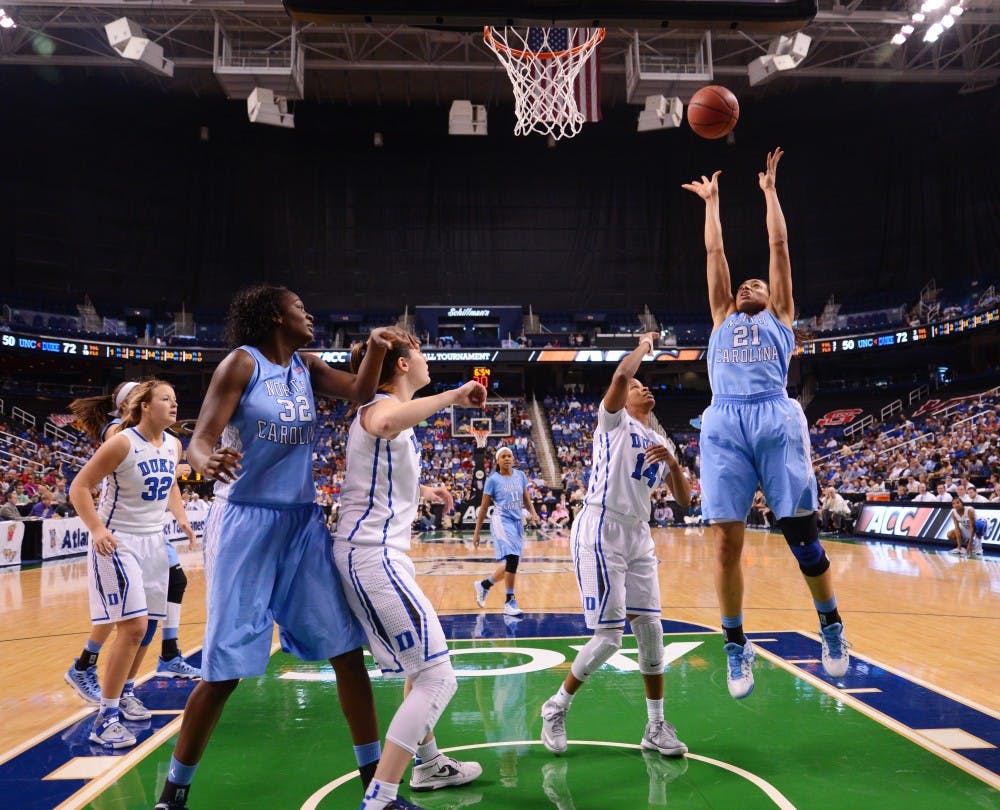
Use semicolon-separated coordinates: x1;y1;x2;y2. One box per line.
333;543;450;677
89;530;168;624
571;506;661;629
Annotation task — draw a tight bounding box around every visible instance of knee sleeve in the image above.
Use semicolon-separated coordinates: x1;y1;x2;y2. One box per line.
385;662;458;754
570;626;623;683
505;554;519;574
629;614;664;676
140;619;158;647
167;564;187;604
779;513;830;577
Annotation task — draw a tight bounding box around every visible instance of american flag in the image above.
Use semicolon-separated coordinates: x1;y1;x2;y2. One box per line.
526;27;602;122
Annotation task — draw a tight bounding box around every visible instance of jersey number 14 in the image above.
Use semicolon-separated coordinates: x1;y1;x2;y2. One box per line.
630;454;660;489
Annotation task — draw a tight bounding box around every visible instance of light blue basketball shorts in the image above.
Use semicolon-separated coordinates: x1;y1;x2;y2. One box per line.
491;512;525;559
700;391;818;524
201;498;365;682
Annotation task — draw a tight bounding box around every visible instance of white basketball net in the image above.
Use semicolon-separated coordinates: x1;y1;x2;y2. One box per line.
471;428;491;449
484;26;605;140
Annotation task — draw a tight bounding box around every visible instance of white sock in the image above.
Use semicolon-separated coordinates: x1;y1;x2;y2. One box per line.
416;737;440;765
99;698;120;717
554;686;574;708
647;698;664;723
361;779;397;810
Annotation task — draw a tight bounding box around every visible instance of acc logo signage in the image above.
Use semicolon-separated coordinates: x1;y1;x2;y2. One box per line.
854;505;935;537
816;409;863;428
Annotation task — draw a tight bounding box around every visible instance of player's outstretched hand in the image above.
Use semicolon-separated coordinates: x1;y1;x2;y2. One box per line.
644;444;678;467
681;170;721;201
758;147;783;191
205;447;242;483
455;381;488;409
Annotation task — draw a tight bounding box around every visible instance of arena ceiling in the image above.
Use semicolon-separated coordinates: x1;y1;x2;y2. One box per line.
2;1;999;107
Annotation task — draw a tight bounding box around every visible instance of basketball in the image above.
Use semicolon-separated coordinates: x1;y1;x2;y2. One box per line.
687;85;740;139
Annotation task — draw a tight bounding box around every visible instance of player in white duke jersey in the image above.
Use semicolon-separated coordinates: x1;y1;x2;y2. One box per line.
64;381;200;709
947;495;976;556
334;333;487;810
68;379;182;749
683;148;850;700
472;445;540;617
541;332;692;761
156;287;398;810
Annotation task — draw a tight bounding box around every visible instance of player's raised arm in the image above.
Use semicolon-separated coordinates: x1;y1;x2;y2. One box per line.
603;332;657;414
682;170;735;329
759;147;794;328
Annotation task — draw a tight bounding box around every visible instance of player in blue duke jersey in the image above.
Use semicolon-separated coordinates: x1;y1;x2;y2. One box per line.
683;149;850;700
155;286;398;810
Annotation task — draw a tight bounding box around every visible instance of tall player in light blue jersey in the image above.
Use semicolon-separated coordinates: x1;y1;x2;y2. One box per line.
156;286;396;810
472;446;540;617
334;334;486;810
683;149;850;700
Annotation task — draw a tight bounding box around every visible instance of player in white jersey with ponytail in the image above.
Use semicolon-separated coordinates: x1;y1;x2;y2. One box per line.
540;333;691;761
69;379;181;749
335;333;486;810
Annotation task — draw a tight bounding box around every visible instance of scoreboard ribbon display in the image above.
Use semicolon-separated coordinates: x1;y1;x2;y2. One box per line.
2;305;996;366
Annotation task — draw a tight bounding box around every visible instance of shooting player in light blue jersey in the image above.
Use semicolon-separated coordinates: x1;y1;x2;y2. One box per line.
683;149;850;700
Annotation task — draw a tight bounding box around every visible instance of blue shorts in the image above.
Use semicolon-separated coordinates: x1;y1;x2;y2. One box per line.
491;512;524;559
700;391;817;524
202;498;365;682
165;539;179;568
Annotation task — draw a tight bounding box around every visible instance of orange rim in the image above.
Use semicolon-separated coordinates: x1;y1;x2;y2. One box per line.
483;26;605;61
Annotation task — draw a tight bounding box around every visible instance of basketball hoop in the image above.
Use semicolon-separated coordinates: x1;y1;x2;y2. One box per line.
470;427;491;450
484;26;605;140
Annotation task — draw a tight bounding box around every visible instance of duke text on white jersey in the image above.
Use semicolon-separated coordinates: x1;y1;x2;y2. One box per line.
97;428;180;535
582;404;669;523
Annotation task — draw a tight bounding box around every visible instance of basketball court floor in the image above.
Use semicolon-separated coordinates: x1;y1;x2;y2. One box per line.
2;526;999;809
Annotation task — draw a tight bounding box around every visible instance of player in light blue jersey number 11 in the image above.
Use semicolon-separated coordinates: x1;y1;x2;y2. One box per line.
683;149;850;700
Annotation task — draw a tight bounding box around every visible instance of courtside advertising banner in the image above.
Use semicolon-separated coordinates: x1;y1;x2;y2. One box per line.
0;520;24;567
854;503;999;550
163;500;209;541
42;516;91;560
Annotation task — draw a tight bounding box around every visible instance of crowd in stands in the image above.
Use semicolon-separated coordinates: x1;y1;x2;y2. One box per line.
3;382;998;544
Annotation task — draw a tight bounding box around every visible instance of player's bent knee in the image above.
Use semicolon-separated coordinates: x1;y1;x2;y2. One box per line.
779;513;830;577
570;626;623;682
504;554;519;574
387;662;457;751
167;565;187;603
629;614;664;675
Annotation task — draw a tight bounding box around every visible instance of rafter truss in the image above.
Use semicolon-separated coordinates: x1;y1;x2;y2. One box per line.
2;1;997;102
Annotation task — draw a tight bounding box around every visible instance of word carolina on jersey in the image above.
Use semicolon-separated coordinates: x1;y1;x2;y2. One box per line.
715;345;780;364
256;420;315;445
